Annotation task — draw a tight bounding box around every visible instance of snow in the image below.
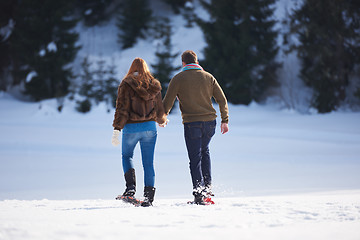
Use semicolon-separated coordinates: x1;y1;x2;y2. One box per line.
84;9;92;16
25;71;38;83
39;49;46;57
1;191;359;240
73;1;207;81
1;92;360;239
185;1;194;9
0;19;15;42
47;42;57;52
1;0;360;239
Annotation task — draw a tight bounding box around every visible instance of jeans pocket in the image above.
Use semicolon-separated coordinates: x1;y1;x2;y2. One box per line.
145;131;157;138
185;125;202;139
207;126;215;138
206;121;216;138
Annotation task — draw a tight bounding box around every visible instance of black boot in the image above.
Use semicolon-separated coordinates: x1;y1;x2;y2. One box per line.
193;191;206;205
141;186;155;207
204;184;214;198
123;168;136;196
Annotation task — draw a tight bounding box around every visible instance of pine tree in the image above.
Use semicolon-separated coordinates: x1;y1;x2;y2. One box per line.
104;59;119;111
183;1;196;28
76;57;94;113
0;0;17;91
161;0;187;14
356;88;360;100
9;0;80;101
151;17;180;97
117;0;152;49
289;0;360;113
75;0;116;26
75;57;118;113
197;0;280;105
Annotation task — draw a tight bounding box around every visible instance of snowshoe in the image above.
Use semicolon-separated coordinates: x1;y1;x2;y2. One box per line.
187;199;212;205
116;195;142;207
187;191;212;205
204;197;215;204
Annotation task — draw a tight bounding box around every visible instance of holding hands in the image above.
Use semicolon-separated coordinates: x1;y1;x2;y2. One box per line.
159;118;170;128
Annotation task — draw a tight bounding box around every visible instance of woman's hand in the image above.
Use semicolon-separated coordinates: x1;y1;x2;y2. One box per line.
159;119;170;128
111;130;121;146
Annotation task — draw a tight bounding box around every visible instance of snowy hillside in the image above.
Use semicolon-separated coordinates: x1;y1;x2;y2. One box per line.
74;0;208;81
72;0;318;112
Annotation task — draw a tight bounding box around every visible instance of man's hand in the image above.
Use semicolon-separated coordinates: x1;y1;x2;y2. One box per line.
221;123;229;134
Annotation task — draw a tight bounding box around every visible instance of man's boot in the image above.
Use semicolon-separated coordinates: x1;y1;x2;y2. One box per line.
141;186;156;207
193;191;206;205
204;184;214;198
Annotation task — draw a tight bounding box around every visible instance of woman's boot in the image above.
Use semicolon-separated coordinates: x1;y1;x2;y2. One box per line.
122;168;136;196
141;186;155;207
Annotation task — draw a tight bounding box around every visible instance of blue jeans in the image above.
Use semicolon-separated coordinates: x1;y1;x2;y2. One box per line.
122;129;157;187
184;120;216;190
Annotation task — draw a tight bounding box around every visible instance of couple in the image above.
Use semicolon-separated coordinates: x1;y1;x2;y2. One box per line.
111;50;229;206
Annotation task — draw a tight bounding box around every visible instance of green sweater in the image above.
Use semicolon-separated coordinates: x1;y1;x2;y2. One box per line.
163;69;229;123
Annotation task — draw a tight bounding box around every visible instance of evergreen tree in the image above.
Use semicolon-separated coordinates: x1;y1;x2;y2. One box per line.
0;0;17;91
104;59;119;111
289;0;360;113
117;0;152;49
197;0;280;105
75;0;116;27
151;17;180;97
9;0;80;101
356;88;360;99
75;57;118;113
183;1;196;28
161;0;187;14
76;57;94;113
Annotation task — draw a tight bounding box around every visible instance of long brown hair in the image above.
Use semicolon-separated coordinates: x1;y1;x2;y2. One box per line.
124;57;154;89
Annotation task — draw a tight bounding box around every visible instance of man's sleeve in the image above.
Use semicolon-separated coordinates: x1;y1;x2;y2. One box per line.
155;92;166;124
212;78;229;123
162;77;178;115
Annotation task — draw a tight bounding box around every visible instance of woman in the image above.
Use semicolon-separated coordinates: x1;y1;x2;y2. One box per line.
111;57;167;207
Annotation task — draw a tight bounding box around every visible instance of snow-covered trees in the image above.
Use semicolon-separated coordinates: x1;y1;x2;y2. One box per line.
161;0;187;14
0;0;17;91
75;0;117;27
9;0;80;103
116;0;152;49
1;0;360;113
151;18;180;97
74;57;118;113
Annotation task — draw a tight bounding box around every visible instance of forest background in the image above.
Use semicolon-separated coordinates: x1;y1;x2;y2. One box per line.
1;0;360;114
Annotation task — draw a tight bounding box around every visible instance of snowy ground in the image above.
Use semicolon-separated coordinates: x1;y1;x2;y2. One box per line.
1;92;360;239
1;191;359;240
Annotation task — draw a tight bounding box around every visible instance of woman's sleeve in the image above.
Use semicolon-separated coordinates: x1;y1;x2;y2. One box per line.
112;83;130;130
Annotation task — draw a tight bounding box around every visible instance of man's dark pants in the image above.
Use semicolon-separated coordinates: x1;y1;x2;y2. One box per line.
184;120;216;190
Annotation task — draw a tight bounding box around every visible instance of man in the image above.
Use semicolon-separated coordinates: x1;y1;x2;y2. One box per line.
162;50;229;204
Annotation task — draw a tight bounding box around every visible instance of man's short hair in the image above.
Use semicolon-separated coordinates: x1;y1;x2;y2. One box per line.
181;50;197;64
